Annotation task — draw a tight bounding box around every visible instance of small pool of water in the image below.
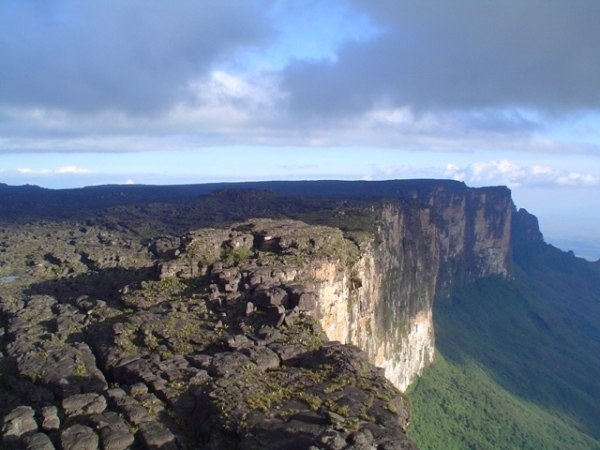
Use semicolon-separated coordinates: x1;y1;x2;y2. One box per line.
0;275;18;283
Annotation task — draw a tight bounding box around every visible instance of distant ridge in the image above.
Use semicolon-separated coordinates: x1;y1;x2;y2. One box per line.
0;178;498;222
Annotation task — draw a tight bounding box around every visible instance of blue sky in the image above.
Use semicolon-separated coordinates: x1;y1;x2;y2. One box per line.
1;1;600;259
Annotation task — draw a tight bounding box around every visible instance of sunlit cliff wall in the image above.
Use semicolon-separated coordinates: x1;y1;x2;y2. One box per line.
308;185;513;390
157;183;515;392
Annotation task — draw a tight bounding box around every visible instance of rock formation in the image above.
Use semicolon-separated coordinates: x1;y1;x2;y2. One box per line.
0;180;518;449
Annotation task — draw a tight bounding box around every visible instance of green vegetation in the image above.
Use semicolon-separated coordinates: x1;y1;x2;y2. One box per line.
408;353;598;450
220;246;253;266
408;244;600;449
140;277;187;301
73;359;88;380
185;234;221;266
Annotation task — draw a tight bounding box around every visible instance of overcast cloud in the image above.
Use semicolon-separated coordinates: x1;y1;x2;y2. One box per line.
284;1;600;118
1;0;599;145
0;0;272;115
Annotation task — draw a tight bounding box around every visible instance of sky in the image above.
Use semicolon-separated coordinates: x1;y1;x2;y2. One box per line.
1;0;600;260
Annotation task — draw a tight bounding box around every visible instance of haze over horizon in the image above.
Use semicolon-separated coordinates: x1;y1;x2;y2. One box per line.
1;1;599;260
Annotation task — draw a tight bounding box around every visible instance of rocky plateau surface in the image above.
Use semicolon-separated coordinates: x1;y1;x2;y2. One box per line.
0;218;417;449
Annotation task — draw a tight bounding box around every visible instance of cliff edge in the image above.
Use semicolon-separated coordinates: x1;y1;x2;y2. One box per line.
0;179;520;449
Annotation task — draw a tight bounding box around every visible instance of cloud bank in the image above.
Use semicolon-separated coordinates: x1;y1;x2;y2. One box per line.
1;0;600;155
285;1;600;117
0;0;271;115
444;160;600;188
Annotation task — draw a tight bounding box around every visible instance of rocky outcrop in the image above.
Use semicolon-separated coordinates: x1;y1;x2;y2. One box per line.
151;211;440;392
149;182;514;392
0;219;417;449
0;180;521;449
512;207;544;247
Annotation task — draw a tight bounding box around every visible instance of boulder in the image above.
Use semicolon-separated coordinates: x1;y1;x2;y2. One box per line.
60;424;99;450
137;421;178;450
2;405;38;444
40;406;60;431
89;411;135;450
22;432;55;450
240;346;280;371
208;352;255;378
62;393;107;417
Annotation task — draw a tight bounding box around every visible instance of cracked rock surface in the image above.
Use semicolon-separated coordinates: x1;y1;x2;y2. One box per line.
1;218;417;449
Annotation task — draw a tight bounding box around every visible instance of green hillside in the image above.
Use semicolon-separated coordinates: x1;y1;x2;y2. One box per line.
408;243;600;449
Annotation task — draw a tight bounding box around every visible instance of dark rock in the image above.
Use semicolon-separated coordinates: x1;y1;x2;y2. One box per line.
60;424;99;450
114;356;160;385
0;217;420;450
286;284;319;312
105;387;128;403
216;268;241;292
208;352;255;378
189;369;210;385
283;307;300;327
225;232;254;250
240;346;280;371
187;354;213;370
348;428;374;447
256;325;283;344
22;432;56;450
137;420;178;450
98;427;135;450
106;390;152;425
40;405;60;431
266;304;286;327
2;405;38;444
12;342;108;399
248;268;278;287
74;295;96;312
268;343;307;364
62;393;107;417
89;411;135;450
253;286;289;308
149;235;181;258
128;382;148;397
319;429;348;450
226;334;254;350
296;291;318;312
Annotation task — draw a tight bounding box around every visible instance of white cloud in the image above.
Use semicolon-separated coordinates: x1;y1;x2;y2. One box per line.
447;160;600;189
557;172;600;186
17;167;49;174
15;166;92;175
468;160;525;188
56;165;91;174
125;179;135;185
531;165;554;175
444;163;466;182
367;158;600;190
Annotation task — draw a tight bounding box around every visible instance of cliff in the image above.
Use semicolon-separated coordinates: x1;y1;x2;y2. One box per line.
0;179;518;448
389;183;513;296
0;219;418;449
305;183;514;390
154;181;514;392
305;204;439;391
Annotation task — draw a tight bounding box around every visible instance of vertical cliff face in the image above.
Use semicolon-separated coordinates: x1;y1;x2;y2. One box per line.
310;184;514;390
407;184;513;297
309;203;439;391
154;182;515;392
